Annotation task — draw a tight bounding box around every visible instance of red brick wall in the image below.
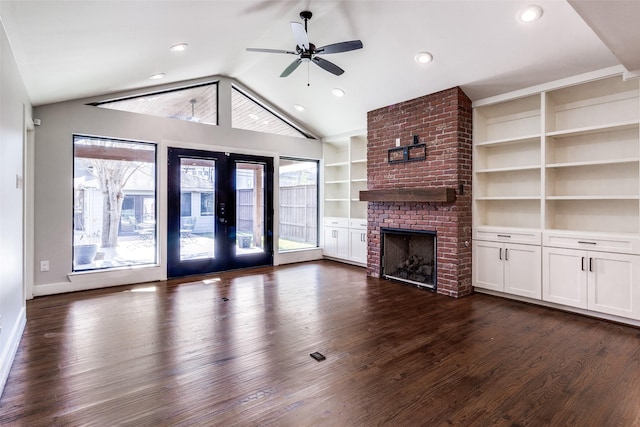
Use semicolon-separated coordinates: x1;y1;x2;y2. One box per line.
366;87;473;297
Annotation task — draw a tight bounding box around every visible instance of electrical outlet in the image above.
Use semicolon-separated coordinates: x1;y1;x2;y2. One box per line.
40;260;50;272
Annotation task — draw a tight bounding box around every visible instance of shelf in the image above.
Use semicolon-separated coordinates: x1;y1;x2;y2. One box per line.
546;158;639;169
476;165;540;173
547;195;640;200
475;134;540;148
360;187;456;203
324;135;368;221
546;121;639;139
325;161;349;168
476;196;541;201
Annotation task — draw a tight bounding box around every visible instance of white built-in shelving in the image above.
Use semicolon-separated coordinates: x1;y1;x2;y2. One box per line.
473;68;640;324
323;134;368;265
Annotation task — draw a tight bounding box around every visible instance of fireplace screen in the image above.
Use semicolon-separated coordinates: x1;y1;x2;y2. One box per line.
381;228;436;291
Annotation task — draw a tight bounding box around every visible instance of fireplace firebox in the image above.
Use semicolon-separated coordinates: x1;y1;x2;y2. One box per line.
381;228;436;291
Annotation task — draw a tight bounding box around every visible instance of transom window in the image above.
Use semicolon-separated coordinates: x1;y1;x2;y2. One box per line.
91;82;218;125
232;86;309;138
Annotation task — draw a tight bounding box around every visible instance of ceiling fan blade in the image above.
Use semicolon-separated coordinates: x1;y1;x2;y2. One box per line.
312;57;345;76
290;21;309;50
316;40;363;55
280;58;303;77
246;47;297;54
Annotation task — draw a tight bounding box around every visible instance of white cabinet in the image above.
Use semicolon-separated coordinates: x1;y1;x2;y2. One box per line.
473;240;541;299
473;70;640;324
543;247;640;319
323;218;349;259
348;220;367;264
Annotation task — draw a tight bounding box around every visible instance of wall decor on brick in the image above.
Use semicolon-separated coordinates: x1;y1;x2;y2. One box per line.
365;86;473;297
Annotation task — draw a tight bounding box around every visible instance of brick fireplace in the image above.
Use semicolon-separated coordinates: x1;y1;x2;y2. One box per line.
365;87;473;297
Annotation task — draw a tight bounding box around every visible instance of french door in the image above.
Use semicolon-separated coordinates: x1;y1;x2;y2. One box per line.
167;148;273;277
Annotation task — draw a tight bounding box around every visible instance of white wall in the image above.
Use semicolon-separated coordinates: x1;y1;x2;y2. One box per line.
0;18;30;397
32;77;323;296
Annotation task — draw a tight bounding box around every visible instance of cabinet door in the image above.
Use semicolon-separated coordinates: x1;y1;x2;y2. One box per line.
542;247;587;309
587;252;640;319
504;243;541;299
324;226;349;259
473;240;504;291
349;229;367;264
335;227;349;258
323;227;338;257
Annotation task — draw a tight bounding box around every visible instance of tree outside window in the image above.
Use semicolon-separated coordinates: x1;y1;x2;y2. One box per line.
73;135;157;271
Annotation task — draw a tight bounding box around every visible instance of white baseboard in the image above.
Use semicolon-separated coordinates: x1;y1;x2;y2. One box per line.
0;305;26;398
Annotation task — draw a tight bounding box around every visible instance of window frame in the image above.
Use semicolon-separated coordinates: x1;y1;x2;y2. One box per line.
72;134;158;272
278;156;320;252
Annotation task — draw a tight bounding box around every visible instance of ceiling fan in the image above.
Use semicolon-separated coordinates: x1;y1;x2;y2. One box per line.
246;11;363;78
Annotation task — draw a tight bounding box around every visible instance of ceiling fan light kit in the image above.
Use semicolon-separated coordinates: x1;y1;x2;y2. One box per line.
246;10;363;78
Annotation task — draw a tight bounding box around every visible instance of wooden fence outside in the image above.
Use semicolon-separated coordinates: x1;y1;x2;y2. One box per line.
236;185;317;244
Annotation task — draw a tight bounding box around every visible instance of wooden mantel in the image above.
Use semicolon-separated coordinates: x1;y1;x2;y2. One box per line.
359;187;457;203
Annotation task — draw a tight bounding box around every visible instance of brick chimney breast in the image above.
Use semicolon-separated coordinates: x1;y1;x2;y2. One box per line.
366;87;473;297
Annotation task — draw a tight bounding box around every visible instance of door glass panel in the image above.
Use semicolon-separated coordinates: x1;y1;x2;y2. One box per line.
236;162;265;255
180;158;215;260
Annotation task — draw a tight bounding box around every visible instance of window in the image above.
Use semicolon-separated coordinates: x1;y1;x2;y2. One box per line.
201;192;214;216
91;82;218;125
73;135;157;271
180;193;192;217
232;86;310;138
278;158;319;251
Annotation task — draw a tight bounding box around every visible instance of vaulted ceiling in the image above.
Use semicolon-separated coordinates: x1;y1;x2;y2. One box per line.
0;0;637;138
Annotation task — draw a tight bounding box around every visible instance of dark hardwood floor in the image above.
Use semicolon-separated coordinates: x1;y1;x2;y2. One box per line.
2;260;640;426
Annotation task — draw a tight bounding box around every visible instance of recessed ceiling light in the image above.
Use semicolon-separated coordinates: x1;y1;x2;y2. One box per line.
517;5;543;23
332;88;345;97
294;104;305;112
414;52;433;64
170;43;188;52
249;113;259;120
149;73;165;80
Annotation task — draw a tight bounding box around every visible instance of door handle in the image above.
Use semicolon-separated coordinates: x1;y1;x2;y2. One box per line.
505;248;509;261
589;257;593;272
499;248;502;260
581;257;585;271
